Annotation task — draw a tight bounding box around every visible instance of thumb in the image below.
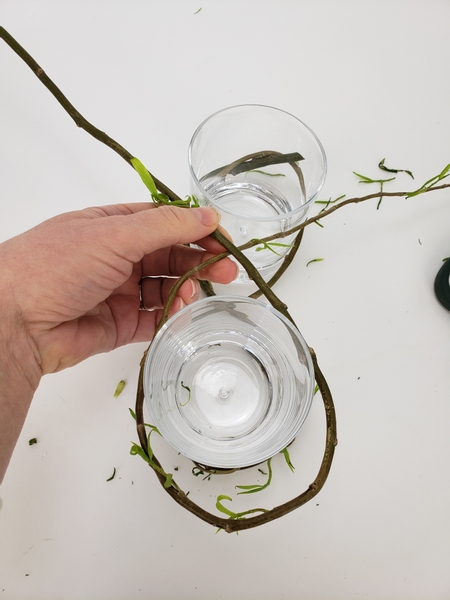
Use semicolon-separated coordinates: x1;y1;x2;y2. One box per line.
112;205;221;260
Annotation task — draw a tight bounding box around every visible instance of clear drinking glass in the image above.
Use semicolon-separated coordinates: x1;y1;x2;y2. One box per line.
143;296;314;469
188;104;327;282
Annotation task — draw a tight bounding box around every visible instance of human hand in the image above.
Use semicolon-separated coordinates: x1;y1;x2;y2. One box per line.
0;202;237;378
0;201;237;479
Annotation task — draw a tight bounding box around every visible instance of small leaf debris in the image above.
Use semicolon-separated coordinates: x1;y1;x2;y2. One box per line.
180;381;191;406
194;7;202;14
379;158;414;179
306;258;324;267
28;438;38;446
114;380;126;397
106;467;116;482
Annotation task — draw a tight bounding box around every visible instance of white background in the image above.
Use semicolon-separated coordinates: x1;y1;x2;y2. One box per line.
1;2;449;599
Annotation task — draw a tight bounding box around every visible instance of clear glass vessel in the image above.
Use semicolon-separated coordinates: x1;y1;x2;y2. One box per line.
188;104;327;282
144;296;315;469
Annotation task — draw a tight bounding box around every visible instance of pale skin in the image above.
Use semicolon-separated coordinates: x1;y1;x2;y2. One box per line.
0;203;237;482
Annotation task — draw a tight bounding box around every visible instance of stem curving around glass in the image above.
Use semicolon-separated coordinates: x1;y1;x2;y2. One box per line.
2;25;448;531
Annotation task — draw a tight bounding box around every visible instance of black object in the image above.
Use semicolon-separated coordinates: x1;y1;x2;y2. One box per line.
434;259;450;311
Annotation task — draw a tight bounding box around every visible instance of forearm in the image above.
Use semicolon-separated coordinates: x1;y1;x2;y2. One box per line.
0;295;41;482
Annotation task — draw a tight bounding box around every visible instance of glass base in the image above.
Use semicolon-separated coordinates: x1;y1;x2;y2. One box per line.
178;342;271;440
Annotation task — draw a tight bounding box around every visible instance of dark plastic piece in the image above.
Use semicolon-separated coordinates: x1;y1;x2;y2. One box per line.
434;259;450;311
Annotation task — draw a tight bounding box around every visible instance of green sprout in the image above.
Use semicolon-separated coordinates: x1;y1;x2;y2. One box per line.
281;447;295;473
215;495;268;520
236;458;273;495
406;162;450;198
314;195;346;227
131;157;198;207
129;409;178;490
354;171;396;210
315;194;346;206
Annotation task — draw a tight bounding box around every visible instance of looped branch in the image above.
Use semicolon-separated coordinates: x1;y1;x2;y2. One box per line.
3;25;448;531
134;340;337;532
134;212;338;532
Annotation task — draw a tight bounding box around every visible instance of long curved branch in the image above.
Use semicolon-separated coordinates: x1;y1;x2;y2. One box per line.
2;26;448;532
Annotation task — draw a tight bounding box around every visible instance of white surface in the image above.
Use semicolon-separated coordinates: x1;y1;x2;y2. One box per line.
1;2;449;599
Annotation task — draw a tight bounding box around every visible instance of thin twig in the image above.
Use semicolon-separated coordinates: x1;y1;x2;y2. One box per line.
0;26;180;202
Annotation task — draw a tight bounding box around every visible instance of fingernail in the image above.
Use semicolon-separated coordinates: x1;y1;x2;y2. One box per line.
189;278;200;298
232;261;240;281
192;207;220;227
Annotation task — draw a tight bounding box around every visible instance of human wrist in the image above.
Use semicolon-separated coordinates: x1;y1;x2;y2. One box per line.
0;317;41;398
0;276;41;387
0;296;41;481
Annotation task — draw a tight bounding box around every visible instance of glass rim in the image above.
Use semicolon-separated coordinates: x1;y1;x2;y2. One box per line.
146;294;314;366
188;103;328;222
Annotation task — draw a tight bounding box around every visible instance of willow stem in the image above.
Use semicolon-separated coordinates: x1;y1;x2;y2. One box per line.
0;26;180;202
2;26;447;532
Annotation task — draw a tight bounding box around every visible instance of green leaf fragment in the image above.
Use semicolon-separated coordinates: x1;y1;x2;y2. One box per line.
194;7;202;13
315;194;346;206
128;407;154;428
353;169;397;210
28;438;38;446
131;156;197;207
163;473;173;488
216;495;237;517
186;194;200;207
130;442;150;463
131;157;159;197
130;428;179;491
106;467;116;482
248;169;286;177
251;239;293;256
353;171;395;184
215;495;268;520
236;458;273;495
114;380;126;397
306;258;324;267
180;381;191;406
379;158;414;179
406;163;450;198
281;447;295;472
